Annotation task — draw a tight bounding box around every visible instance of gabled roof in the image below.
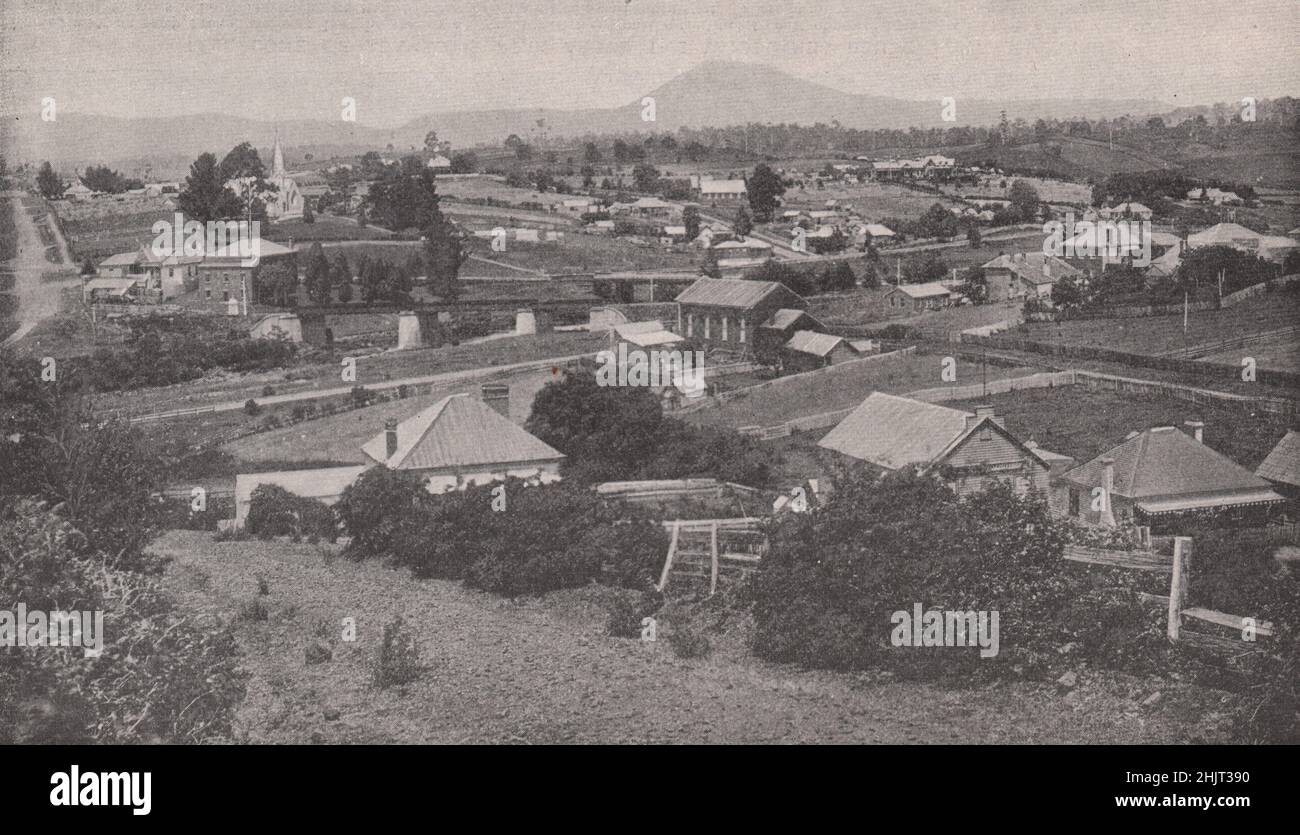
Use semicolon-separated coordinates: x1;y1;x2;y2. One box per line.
761;308;822;330
676;277;802;309
818;393;973;469
99;251;143;267
1187;222;1265;248
712;236;772;250
1062;426;1280;502
888;281;952;299
1257;430;1300;489
784;330;852;358
981;252;1081;284
623;329;684;348
361;393;564;471
699;179;747;193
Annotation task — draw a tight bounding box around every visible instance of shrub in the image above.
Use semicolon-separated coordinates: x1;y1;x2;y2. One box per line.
606;589;663;638
373;616;420;688
244;484;337;543
304;642;332;665
236;597;269;622
244;399;261;416
667;616;711;659
335;466;431;557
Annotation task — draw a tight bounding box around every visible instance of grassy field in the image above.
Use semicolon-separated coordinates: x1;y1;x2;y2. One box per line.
435;176;573;208
153;529;1231;743
1016;293;1300;365
463;235;698;275
947;385;1295;469
1201;331;1300;373
685;350;1042;431
92;330;605;417
809;290;1025;336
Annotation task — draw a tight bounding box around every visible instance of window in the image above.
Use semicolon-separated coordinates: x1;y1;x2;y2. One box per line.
721;316;728;342
1068;489;1080;517
739;317;746;344
704;316;711;340
687;314;694;337
222;291;230;301
204;290;211;299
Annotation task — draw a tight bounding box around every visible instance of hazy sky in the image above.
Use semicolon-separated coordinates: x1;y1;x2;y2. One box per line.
3;0;1297;126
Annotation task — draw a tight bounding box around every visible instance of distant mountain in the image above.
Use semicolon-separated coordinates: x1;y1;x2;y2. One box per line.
1;61;1170;170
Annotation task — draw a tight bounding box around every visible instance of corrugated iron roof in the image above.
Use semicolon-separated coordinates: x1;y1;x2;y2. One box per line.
361;394;564;471
818;392;972;469
784;330;849;357
1062;426;1277;500
762;308;817;330
1257;430;1300;488
676;277;798;309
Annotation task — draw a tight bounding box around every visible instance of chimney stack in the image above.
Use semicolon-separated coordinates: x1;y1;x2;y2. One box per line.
384;419;398;459
1185;420;1204;443
1099;457;1117;528
481;383;510;418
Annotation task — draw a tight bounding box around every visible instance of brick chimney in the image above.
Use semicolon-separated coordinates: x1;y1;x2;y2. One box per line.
384;419;398;459
1099;457;1116;528
481;383;510;418
1185;420;1204;443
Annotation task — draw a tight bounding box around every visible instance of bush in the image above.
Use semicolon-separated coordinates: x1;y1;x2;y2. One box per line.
606;589;663;638
245;484;337;543
373;616;420;688
304;642;332;665
335;466;431;557
237;597;270;622
244;399;261;416
0;502;246;743
667;616;711;659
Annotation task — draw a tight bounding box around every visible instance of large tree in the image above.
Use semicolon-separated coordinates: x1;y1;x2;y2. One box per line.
177;152;240;222
305;242;332;305
746;163;785;222
36;161;64;199
423;216;467;301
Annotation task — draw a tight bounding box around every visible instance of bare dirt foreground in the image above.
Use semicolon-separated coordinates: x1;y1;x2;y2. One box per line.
154;530;1232;744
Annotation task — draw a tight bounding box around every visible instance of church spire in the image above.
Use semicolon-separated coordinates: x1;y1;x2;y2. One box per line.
271;131;285;179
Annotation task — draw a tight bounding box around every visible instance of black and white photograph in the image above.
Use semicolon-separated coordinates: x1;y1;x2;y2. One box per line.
0;0;1297;799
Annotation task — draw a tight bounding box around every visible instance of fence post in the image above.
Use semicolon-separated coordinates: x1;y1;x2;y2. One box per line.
1167;536;1192;642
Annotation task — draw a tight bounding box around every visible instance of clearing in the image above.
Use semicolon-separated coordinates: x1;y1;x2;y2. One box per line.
154;530;1231;744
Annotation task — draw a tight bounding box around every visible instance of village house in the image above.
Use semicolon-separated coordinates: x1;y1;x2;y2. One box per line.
1186;187;1242;206
675;277;806;356
868;154;957;181
981;252;1082;302
709;236;773;269
361;389;565;493
1099;202;1153;221
697;178;747;203
1056;423;1285;532
425;154;452;172
609;320;684;352
1186;222;1299;263
818;394;1053;499
558;197;602;216
881;281;956;314
780;330;861;372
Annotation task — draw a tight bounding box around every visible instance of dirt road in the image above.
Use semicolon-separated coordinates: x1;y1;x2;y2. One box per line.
2;191;77;347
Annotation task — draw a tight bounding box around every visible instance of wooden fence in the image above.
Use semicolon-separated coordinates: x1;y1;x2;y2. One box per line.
1065;536;1276;660
960;331;1300;391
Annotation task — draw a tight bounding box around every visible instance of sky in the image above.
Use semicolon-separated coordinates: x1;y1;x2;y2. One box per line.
3;0;1297;127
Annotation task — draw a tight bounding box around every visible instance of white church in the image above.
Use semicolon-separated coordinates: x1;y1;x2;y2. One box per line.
225;136;304;222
